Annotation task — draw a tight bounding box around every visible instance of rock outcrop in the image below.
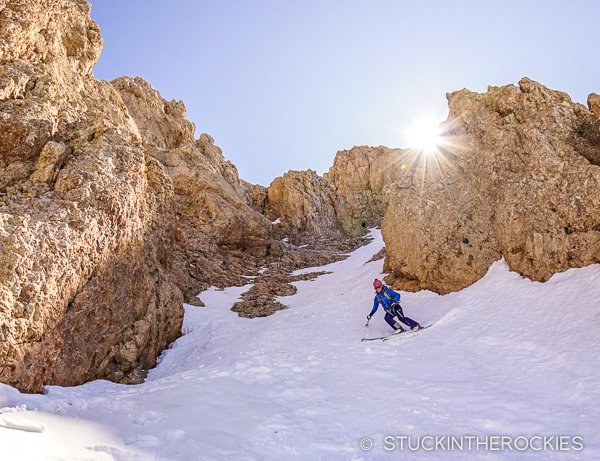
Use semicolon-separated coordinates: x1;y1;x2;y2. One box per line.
110;76;273;306
324;145;410;225
261;169;365;244
0;0;369;393
0;0;275;392
0;0;187;392
9;0;599;395
110;77;360;320
382;78;600;294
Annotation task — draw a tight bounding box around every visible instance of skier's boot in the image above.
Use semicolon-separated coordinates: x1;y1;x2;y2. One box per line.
411;324;421;331
393;323;405;334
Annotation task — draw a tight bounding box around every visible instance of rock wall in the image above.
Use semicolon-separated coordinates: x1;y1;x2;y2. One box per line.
0;0;188;392
382;78;600;294
324;145;409;224
262;169;365;244
0;0;279;392
0;0;368;393
110;76;273;305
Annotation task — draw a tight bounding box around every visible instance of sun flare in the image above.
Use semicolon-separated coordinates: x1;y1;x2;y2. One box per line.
405;117;443;153
397;116;458;185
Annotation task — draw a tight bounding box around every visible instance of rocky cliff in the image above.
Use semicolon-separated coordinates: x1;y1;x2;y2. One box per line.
0;0;193;392
261;169;365;244
324;145;409;225
0;0;260;392
0;0;367;393
382;78;600;294
3;0;599;395
110;76;273;305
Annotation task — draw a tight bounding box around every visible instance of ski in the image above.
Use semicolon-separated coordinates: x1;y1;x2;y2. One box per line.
361;325;431;343
361;335;396;342
382;324;431;341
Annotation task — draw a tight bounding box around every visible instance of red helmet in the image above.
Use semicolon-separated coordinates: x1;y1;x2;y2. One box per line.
373;279;383;289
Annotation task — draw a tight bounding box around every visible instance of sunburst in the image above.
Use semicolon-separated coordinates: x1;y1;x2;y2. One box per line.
399;117;459;186
405;117;443;154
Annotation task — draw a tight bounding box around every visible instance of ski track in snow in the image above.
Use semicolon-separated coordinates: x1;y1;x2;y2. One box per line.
1;229;600;460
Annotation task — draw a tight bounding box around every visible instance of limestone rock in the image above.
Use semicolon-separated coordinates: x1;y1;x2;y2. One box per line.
0;158;33;191
231;270;331;318
324;145;412;224
30;141;68;182
382;78;600;294
0;0;102;164
228;236;369;319
0;0;371;394
588;93;600;121
0;0;102;77
240;179;268;214
0;0;181;393
111;77;275;304
264;169;364;244
111;76;195;151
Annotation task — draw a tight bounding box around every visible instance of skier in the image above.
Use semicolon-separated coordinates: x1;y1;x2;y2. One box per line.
366;279;420;333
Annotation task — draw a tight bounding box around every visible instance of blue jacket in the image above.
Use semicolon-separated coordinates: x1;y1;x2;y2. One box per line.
370;286;400;316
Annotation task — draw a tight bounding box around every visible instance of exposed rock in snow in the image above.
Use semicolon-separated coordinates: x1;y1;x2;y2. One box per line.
3;0;599;398
2;230;599;459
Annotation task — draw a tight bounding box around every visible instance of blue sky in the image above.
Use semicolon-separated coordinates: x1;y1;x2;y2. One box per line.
90;1;600;186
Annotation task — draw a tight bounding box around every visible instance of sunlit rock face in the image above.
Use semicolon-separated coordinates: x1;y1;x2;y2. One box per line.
383;78;600;294
262;169;365;244
324;145;409;226
0;0;274;393
0;0;186;393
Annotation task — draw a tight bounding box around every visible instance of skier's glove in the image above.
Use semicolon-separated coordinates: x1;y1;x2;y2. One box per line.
367;314;372;320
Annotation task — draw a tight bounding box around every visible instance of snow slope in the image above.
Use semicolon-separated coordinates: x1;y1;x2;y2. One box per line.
1;229;599;460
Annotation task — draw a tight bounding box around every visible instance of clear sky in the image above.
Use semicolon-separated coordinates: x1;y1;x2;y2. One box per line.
90;1;600;186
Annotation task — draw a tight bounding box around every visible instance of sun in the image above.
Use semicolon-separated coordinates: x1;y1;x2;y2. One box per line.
397;115;458;184
405;117;443;153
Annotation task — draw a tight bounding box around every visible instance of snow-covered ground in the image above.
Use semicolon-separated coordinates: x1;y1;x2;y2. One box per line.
1;229;599;460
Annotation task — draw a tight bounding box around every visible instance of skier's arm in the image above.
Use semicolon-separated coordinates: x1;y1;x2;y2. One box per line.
368;298;379;319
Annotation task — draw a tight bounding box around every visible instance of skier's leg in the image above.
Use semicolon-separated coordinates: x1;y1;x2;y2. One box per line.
394;305;420;329
384;312;405;332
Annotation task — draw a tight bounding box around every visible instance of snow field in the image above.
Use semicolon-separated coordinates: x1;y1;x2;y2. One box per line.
0;229;599;460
